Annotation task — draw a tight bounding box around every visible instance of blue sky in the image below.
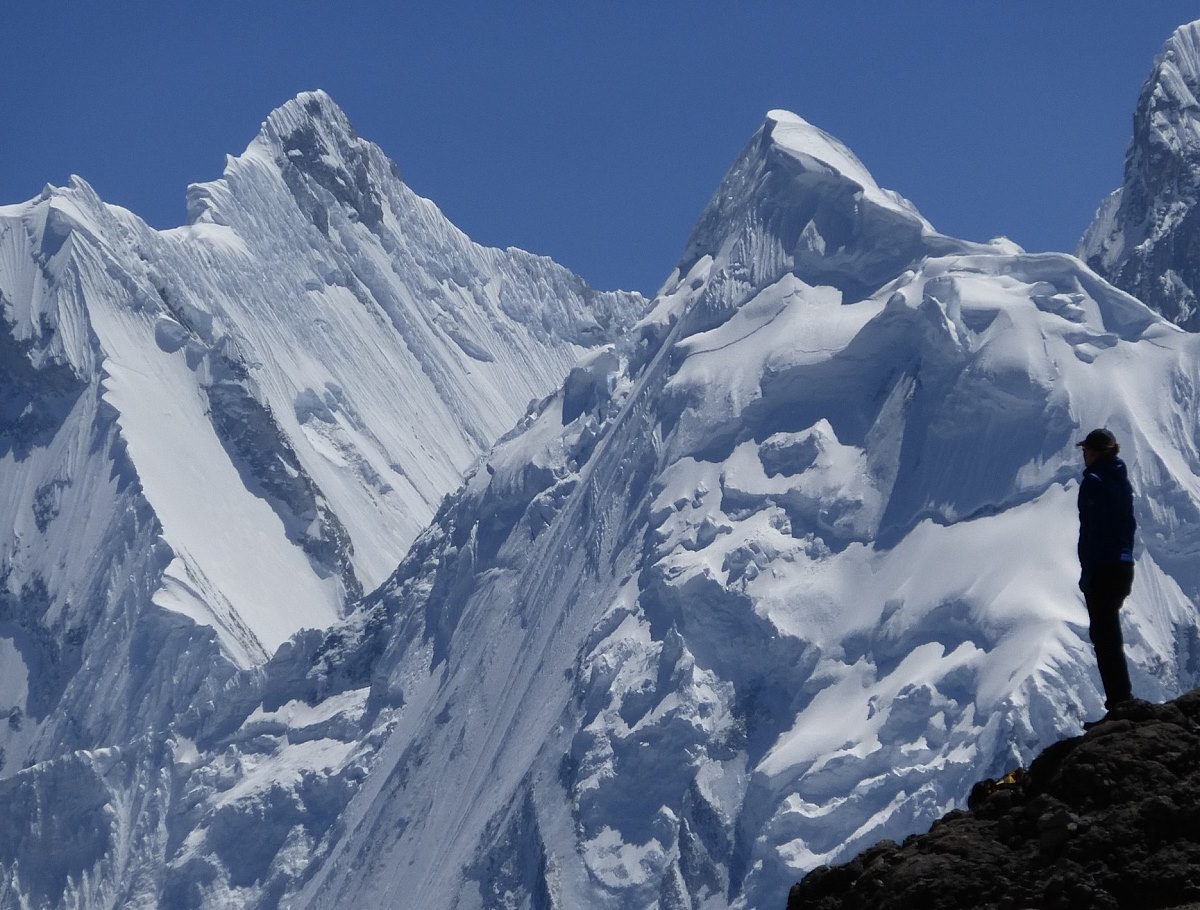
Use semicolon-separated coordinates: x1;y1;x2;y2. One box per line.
2;3;1198;294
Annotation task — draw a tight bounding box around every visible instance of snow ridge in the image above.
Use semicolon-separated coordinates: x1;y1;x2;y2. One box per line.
675;110;962;309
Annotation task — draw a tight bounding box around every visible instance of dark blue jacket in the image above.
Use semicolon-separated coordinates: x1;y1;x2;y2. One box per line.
1078;454;1136;588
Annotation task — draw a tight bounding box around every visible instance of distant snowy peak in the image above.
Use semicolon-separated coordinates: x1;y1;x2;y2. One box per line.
192;90;388;240
1131;20;1200;171
30;83;640;611
1080;19;1200;329
675;110;974;309
190;90;636;354
762;110;932;228
165;89;644;592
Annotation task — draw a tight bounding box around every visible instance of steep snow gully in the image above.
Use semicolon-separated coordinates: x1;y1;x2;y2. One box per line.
4;28;1200;910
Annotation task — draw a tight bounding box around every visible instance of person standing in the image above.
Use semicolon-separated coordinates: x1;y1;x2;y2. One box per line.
1076;428;1137;716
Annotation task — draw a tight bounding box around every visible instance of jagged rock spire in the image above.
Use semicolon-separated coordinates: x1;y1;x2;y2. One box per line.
1080;20;1200;330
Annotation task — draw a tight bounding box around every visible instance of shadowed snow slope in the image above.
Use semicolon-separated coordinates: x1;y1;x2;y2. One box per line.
1081;19;1200;330
0;90;641;782
10;107;1199;910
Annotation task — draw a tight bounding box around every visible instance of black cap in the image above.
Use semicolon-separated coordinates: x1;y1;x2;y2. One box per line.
1076;428;1118;450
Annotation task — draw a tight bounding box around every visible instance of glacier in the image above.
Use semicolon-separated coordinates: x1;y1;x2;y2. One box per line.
5;89;1200;910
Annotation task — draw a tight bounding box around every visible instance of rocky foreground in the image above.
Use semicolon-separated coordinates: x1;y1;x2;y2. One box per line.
787;691;1200;910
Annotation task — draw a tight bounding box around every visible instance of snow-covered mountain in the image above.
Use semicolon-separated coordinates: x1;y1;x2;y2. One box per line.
284;112;1200;910
8;103;1200;910
0;90;641;780
1081;19;1200;330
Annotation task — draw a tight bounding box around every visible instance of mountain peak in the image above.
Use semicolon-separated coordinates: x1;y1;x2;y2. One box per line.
674;108;948;307
759;109;919;222
1079;19;1200;329
187;89;390;234
257;89;361;157
1157;19;1200;89
1130;19;1200;180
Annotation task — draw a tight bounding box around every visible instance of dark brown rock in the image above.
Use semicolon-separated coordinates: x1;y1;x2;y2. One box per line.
786;691;1200;910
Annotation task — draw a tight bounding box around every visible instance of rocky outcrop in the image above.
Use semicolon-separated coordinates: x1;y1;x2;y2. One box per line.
787;691;1200;910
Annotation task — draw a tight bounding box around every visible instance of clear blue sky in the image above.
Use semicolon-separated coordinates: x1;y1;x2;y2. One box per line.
2;2;1197;294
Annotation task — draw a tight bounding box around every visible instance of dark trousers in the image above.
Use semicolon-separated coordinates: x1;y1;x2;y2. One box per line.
1083;563;1134;711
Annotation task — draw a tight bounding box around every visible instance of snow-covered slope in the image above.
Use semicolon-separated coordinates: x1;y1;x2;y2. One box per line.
14;108;1200;910
0;90;641;779
1080;19;1200;330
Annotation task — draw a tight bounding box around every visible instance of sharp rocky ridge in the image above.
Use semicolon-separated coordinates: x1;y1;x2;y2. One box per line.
3;81;1200;910
1081;20;1200;330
